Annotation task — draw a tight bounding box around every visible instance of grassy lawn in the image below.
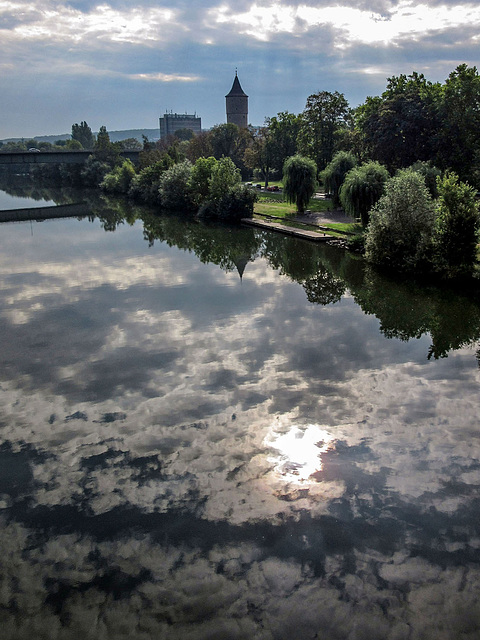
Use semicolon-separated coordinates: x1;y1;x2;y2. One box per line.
253;191;363;237
321;221;364;235
254;194;333;217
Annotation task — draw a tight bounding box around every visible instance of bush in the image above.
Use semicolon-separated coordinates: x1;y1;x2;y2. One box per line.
100;159;136;194
339;161;390;226
81;157;111;187
208;157;241;202
200;184;257;220
365;169;436;272
433;172;480;278
158;160;195;212
189;156;217;207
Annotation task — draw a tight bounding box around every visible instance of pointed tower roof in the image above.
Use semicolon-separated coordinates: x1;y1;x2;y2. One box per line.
226;72;248;98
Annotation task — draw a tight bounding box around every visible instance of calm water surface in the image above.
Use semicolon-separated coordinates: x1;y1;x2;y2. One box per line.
0;187;56;209
0;190;480;639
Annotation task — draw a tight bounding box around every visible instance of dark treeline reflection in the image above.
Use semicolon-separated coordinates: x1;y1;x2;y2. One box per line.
350;266;480;360
3;180;480;361
0;168;94;206
109;202;480;361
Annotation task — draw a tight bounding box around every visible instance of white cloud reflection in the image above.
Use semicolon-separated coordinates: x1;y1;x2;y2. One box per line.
1;216;480;637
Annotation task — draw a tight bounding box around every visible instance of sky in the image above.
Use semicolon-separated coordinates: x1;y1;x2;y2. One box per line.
1;0;480;139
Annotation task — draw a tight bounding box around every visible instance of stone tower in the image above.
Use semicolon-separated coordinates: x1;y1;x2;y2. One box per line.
225;72;248;128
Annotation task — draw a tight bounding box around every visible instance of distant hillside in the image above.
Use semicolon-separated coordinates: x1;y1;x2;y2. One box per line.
1;128;160;144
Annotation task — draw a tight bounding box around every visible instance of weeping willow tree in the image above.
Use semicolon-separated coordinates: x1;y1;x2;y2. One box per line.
339;161;390;226
283;155;317;213
321;151;357;207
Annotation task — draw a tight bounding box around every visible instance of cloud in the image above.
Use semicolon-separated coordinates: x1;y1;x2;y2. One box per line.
0;2;183;46
207;1;480;48
1;0;480;135
128;72;201;83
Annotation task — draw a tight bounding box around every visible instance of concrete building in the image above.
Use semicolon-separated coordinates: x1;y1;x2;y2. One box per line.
225;73;248;128
159;112;202;138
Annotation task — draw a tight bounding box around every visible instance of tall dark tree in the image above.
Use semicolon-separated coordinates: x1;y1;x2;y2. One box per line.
209;123;252;178
356;73;441;172
71;121;95;149
266;111;301;174
243;126;274;186
93;126;120;167
437;64;480;186
298;91;350;172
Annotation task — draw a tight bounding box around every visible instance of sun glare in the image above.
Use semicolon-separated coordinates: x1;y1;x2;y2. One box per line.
265;423;334;483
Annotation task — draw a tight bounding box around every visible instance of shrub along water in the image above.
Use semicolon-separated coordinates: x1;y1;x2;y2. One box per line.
433;172;480;279
365;169;436;273
364;169;480;279
101;154;258;220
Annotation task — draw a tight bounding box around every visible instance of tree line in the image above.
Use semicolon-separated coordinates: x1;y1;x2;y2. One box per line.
5;63;480;189
8;63;480;277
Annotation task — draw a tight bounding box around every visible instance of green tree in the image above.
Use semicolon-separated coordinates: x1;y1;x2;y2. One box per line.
71;121;95;149
4;140;28;151
437;65;480;186
158;160;194;211
433;172;480;278
203;183;257;220
210;123;241;159
356;73;441;172
365;169;436;272
65;139;83;150
174;128;195;141
185;131;214;163
209;123;252;177
118;138;142;151
298;91;350;172
243;126;274;186
283;155;317;213
129;156;174;203
188;156;217;206
321;151;357;207
93;126;121;167
208;156;241;202
408;161;442;199
266;111;301;174
100;159;136;194
339;161;390;226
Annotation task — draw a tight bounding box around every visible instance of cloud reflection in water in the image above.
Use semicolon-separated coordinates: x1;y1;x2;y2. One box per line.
0;209;480;638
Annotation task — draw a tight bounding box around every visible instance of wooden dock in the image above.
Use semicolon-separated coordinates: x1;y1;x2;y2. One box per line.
241;217;332;242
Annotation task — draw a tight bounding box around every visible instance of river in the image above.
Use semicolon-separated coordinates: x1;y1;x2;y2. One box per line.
0;185;480;639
